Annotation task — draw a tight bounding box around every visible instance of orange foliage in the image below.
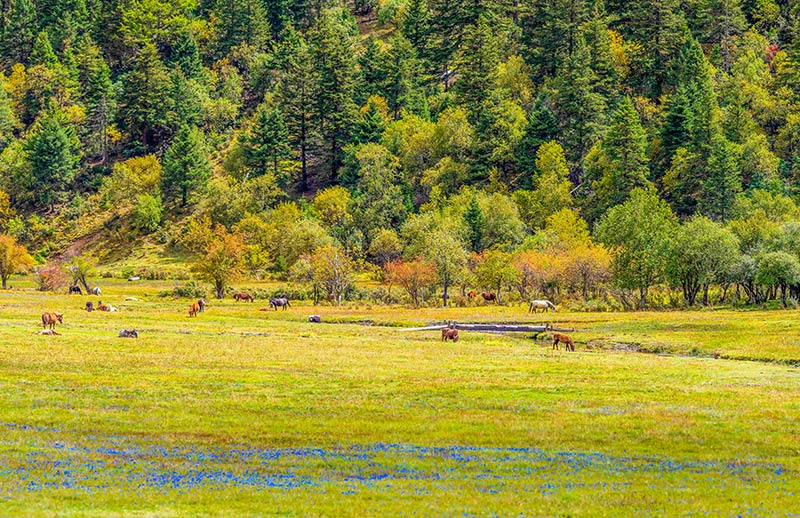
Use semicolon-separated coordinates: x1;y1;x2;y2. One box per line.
385;258;436;307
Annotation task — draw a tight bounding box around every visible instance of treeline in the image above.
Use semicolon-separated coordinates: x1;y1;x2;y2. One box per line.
1;0;800;307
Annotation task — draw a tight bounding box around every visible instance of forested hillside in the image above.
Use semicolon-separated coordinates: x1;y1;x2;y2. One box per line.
1;0;800;307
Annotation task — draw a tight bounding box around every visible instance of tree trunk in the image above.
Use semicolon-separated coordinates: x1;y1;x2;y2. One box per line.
702;284;709;306
639;287;648;310
1;275;7;289
216;281;224;299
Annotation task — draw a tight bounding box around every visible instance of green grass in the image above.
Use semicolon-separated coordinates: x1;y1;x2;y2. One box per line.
1;278;799;516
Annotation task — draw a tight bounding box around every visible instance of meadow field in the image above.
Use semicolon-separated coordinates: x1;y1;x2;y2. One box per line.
0;278;799;516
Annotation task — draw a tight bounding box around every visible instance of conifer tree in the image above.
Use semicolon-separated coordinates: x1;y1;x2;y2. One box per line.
521;0;591;78
241;104;292;182
23;107;81;208
1;0;37;66
312;8;359;181
463;195;485;252
30;31;59;68
701;135;742;220
162;125;212;206
118;42;171;150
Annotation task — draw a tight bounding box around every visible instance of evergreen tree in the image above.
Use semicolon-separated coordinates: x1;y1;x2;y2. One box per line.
354;96;388;145
593;96;652;210
701;135;742;220
358;38;387;102
170;29;203;79
696;0;746;69
453;14;500;122
516;101;560;178
276;30;319;192
76;34;113;165
463;195;485;252
402;0;430;55
521;0;591;78
382;34;424;118
1;0;36;66
118;42;171;150
30;31;59;68
616;0;686;96
312;8;359;182
213;0;271;58
552;31;606;170
162;125;212;206
241;104;292;183
23;108;81;208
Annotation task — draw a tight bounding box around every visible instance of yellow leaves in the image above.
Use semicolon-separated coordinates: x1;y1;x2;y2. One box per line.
313;186;353;228
0;233;35;282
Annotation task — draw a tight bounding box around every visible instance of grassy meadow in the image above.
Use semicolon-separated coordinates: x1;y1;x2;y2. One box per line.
0;278;799;516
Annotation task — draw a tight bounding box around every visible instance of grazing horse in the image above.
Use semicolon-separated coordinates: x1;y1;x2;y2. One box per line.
234;292;254;302
85;301;94;312
68;285;82;295
91;287;101;296
529;299;556;313
467;291;478;300
119;329;138;338
42;312;63;330
189;301;200;317
552;332;575;351
481;292;497;303
441;327;459;342
270;297;290;311
198;298;205;312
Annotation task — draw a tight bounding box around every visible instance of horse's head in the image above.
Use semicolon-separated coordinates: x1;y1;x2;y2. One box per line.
55;313;63;323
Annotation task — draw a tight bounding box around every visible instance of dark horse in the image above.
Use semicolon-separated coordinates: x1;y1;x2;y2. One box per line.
198;298;205;312
68;285;82;295
270;297;290;311
481;292;497;303
234;292;255;302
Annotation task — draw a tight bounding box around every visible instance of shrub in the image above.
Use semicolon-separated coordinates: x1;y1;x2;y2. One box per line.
159;281;207;298
131;194;163;234
34;263;69;292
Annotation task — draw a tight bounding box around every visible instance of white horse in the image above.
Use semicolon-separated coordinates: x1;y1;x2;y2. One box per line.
529;299;556;313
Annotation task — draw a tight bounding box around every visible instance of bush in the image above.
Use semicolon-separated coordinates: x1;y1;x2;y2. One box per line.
159;281;207;298
34;263;69;292
131;194;163;234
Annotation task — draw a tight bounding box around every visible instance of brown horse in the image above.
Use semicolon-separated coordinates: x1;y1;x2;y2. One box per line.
467;291;478;300
42;312;63;330
441;327;459;342
552;332;575;351
189;301;200;317
96;301;110;312
481;292;497;303
234;292;254;302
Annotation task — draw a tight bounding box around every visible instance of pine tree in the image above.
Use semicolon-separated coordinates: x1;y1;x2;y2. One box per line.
382;34;424;118
696;0;746;69
75;34;113;165
463;195;485;252
170;29;203;79
617;0;686;96
1;0;37;66
118;42;171;150
594;96;651;210
276;30;319;192
312;7;359;182
162;125;212;206
30;31;59;68
516;101;560;178
354;96;388;145
402;0;430;55
521;0;591;78
358;38;387;102
23;108;81;208
213;0;271;58
453;14;500;122
552;31;606;170
701;135;742;220
241;104;292;182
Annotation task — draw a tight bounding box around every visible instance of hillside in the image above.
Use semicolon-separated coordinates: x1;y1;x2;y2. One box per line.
1;0;800;307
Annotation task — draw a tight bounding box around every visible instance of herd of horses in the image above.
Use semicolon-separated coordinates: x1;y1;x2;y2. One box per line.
44;285;576;350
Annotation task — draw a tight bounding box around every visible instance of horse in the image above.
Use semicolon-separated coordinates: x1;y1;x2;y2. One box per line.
308;315;321;323
85;301;94;312
467;291;478;300
270;297;290;311
189;301;200;317
68;285;82;295
441;327;459;342
198;298;205;312
96;301;110;312
552;332;575;351
119;329;138;338
91;287;101;295
529;299;556;313
42;312;63;330
234;292;254;302
481;292;497;303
